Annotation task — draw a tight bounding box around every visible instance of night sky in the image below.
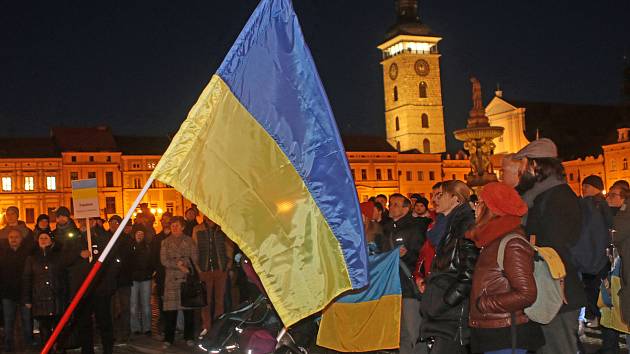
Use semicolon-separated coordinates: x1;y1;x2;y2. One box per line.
2;1;629;151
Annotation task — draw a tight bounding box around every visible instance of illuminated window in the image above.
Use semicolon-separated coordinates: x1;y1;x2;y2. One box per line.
393;86;398;101
419;82;427;98
24;176;34;191
25;208;35;223
46;176;57;191
421;114;429;128
361;169;367;180
376;169;382;181
423;139;431;153
395;117;400;131
105;197;116;214
2;177;11;191
147;161;157;169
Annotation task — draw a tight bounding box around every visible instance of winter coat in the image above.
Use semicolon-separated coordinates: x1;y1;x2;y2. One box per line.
22;244;66;317
60;226;119;298
160;234;199;311
524;183;586;312
610;198;630;324
115;232;134;288
0;242;33;301
380;213;427;298
192;223;234;272
469;231;537;328
130;240;154;282
420;203;477;342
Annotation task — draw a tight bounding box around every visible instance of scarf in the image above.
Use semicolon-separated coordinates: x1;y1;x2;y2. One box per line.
465;215;523;248
521;176;564;208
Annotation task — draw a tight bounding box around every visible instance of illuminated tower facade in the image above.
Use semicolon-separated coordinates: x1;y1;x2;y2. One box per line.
378;0;446;153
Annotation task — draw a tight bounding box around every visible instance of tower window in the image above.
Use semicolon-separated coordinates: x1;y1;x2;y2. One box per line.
419;82;428;98
393;86;398;101
395;117;400;131
423;139;431;153
421;114;429;128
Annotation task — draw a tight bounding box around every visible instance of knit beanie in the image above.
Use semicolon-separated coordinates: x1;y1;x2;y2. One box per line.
582;175;604;191
480;182;528;217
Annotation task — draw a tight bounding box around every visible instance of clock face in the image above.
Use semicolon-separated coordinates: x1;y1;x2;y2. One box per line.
389;63;398;80
414;59;430;76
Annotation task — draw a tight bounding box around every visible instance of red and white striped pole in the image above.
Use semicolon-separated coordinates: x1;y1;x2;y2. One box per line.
42;177;155;354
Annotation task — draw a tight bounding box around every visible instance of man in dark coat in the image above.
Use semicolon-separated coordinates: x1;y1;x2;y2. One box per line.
381;193;426;354
0;228;36;350
514;139;586;354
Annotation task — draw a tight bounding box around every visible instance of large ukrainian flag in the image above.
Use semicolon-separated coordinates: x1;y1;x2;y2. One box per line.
317;249;402;351
151;0;368;326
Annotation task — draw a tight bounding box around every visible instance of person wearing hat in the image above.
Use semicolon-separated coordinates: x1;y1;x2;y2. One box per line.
580;175;614;330
23;230;66;348
513;139;586;354
467;182;544;354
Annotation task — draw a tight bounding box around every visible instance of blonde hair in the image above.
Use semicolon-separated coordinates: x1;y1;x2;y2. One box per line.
441;180;471;204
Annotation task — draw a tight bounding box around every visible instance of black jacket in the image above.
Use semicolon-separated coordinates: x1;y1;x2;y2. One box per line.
420;203;477;341
0;242;33;301
381;213;427;298
115;232;134;288
525;183;587;312
130;240;154;282
22;244;66;317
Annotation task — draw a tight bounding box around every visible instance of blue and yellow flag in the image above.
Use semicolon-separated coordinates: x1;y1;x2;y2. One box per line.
317;249;402;352
151;0;368;326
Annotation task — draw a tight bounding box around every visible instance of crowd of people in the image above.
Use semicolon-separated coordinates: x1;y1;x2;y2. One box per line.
359;138;630;354
0;137;629;354
0;204;244;353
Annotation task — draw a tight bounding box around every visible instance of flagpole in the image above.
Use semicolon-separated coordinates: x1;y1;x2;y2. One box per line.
42;177;155;354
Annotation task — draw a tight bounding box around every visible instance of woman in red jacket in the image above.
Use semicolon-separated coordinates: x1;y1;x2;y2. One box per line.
466;182;544;354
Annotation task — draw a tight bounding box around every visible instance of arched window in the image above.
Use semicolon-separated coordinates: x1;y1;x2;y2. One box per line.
423;139;431;153
395;117;400;131
624;158;628;170
396;141;401;152
421;113;429;128
419;82;427;98
393;86;398;101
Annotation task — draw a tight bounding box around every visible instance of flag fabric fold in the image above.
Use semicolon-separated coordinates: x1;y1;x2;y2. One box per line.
151;0;367;326
317;249;402;352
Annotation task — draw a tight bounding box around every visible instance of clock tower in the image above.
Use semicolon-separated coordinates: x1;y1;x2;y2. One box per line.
378;0;446;153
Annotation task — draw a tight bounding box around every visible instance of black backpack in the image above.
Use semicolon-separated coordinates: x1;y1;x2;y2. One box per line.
571;197;610;274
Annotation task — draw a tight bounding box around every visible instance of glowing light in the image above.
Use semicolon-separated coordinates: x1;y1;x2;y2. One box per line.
150;208;157;214
157;208;163;214
385;41;435;57
132;212;137;218
276;201;295;214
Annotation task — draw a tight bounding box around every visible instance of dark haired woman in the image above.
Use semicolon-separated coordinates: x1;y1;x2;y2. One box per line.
22;230;66;348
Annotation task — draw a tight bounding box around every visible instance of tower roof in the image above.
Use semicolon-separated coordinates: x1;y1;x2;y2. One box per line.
385;0;435;40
